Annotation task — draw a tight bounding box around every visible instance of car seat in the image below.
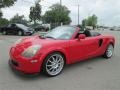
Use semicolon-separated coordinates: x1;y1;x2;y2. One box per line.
83;30;91;37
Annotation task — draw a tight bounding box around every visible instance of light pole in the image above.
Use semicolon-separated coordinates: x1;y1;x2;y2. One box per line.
60;0;62;5
78;4;80;25
60;0;63;26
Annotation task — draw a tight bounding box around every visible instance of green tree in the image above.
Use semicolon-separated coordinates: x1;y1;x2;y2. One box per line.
0;10;2;18
29;3;41;24
85;14;98;29
81;19;87;31
0;0;17;8
86;16;92;26
43;3;71;27
0;18;9;26
82;19;86;27
91;14;97;29
10;14;28;25
0;0;17;18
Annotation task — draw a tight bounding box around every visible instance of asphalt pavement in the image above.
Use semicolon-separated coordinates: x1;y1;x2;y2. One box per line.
0;30;120;90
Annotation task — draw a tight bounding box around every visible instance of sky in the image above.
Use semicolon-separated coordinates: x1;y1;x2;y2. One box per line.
1;0;120;26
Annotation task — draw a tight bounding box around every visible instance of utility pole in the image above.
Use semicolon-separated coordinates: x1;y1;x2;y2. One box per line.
78;4;80;25
60;0;62;5
60;0;63;26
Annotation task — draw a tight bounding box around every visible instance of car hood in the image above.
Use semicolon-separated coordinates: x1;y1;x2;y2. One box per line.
12;36;67;55
17;26;33;32
20;36;65;46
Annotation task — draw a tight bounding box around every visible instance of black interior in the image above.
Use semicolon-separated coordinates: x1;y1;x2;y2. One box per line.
75;30;101;38
83;30;91;37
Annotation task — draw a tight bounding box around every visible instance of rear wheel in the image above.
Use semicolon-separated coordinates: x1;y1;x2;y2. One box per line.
18;31;23;36
42;52;65;77
103;44;114;58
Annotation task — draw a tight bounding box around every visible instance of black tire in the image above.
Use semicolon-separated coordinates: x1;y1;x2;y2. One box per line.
18;31;23;36
103;44;114;58
42;52;65;77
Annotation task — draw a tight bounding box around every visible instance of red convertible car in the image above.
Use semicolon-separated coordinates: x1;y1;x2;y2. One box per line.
9;26;115;76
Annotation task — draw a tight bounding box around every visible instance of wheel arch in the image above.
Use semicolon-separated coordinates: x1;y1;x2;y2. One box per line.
43;50;67;65
103;41;114;58
101;37;115;56
108;38;115;48
109;42;114;48
40;50;67;74
18;29;24;35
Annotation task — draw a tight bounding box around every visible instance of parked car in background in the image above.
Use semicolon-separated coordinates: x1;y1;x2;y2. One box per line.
34;25;49;32
0;23;34;36
110;27;120;31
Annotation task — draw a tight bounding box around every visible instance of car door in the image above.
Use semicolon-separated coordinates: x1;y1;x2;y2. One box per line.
11;24;18;34
8;24;16;34
68;37;99;63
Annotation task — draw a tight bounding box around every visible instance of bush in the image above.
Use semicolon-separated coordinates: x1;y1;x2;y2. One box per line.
0;18;9;26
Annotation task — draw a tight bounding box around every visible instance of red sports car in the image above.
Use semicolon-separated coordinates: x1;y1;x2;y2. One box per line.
9;26;115;76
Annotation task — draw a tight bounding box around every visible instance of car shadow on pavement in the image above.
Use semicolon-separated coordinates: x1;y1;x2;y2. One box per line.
63;56;108;73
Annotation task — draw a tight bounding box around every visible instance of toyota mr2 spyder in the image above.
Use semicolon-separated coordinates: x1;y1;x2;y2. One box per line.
9;26;115;76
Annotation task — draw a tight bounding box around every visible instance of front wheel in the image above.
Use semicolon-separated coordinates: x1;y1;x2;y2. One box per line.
42;52;65;77
103;44;114;58
2;30;7;35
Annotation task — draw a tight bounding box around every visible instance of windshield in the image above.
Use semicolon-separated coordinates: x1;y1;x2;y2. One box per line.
43;26;76;40
16;24;29;30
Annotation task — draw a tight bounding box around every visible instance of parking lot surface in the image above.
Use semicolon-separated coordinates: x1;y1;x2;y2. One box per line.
0;30;120;90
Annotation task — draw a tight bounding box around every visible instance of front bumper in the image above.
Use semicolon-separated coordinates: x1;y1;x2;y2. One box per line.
9;57;41;74
9;49;43;74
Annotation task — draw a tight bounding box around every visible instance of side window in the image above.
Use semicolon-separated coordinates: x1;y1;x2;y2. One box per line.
8;24;12;27
11;24;16;27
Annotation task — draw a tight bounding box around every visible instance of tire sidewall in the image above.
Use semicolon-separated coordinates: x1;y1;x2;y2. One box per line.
18;31;23;36
3;30;7;35
104;44;114;58
42;52;65;77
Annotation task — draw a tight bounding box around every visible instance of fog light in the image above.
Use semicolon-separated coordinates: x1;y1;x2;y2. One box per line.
30;60;38;63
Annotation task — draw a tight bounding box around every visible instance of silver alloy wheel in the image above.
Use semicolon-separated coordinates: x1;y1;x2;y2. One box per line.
106;44;114;58
3;31;6;35
46;54;64;76
18;31;22;36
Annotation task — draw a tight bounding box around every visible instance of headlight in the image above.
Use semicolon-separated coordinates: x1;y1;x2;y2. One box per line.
22;45;41;58
14;38;22;45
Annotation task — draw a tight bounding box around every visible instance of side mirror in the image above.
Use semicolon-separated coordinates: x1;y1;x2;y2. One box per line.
78;34;86;40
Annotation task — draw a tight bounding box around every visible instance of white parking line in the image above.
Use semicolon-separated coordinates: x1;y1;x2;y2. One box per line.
0;39;17;44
